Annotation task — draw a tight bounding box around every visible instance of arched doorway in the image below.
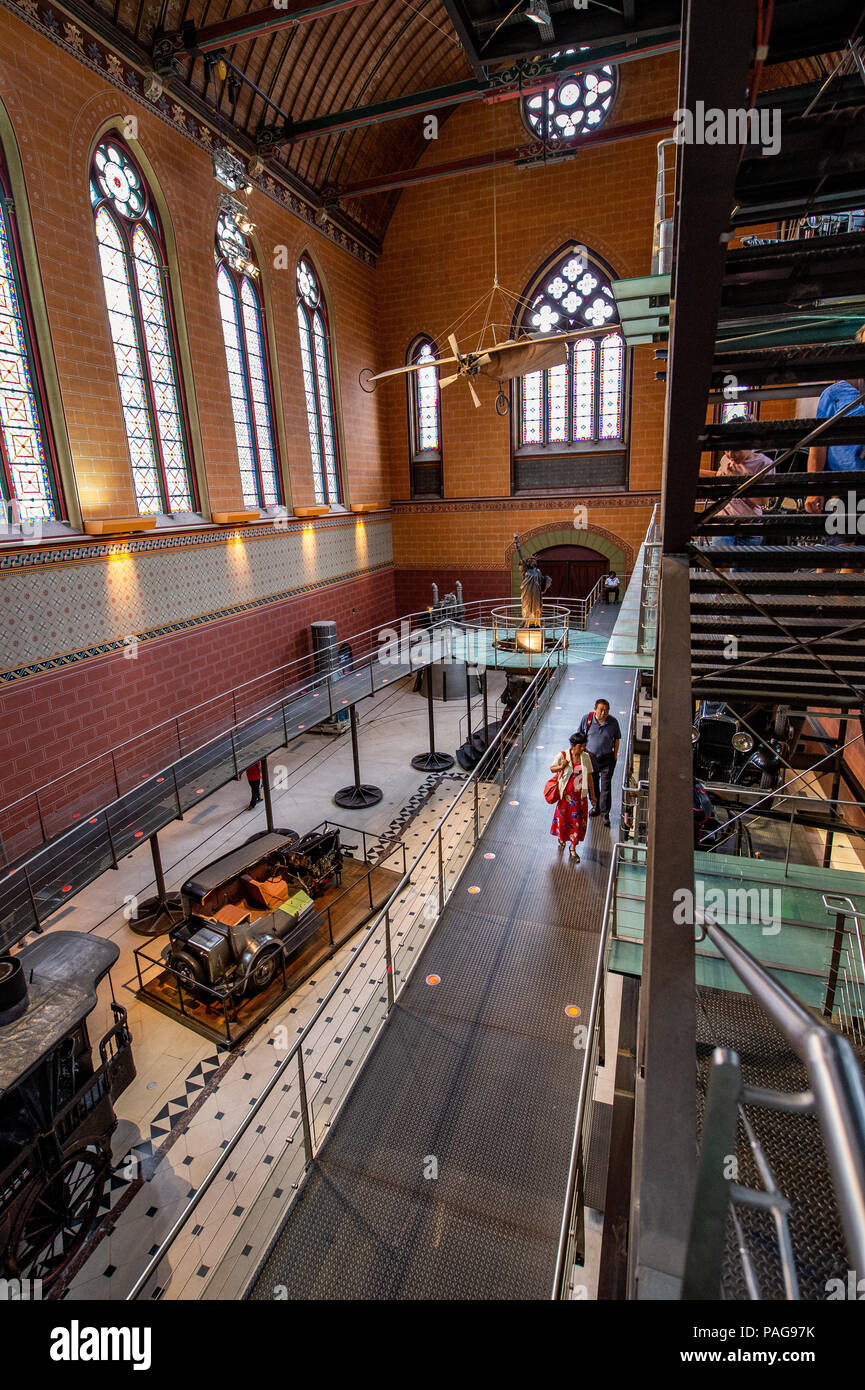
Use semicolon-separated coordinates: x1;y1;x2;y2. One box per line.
535;545;608;600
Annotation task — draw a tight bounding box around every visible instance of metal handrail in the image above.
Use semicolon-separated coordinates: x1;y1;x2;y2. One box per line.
1;581;624;832
698;913;865;1280
551;833;623;1298
126;632;567;1300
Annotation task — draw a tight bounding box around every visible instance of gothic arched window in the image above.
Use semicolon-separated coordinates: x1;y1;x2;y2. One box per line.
512;243;629;492
0;144;62;523
406;334;442;497
215;207;281;509
91;136;196;516
296;256;342;507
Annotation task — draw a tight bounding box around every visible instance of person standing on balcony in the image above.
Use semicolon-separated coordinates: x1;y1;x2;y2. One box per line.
549;731;595;861
245;762;262;810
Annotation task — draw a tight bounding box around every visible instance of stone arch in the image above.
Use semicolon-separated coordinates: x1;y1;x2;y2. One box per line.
506;523;633;596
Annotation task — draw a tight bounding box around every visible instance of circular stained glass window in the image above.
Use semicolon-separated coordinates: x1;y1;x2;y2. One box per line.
93;140;146;219
522;63;617;143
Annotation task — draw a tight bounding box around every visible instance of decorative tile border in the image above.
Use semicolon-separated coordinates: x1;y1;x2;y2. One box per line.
0;511;391;570
390;493;660;515
2;0;378;264
0;559;394;685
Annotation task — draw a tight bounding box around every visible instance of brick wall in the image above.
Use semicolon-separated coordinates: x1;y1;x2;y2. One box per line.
0;565;396;836
0;19;671;815
0;7;388;517
374;51;677;579
395;567;507;615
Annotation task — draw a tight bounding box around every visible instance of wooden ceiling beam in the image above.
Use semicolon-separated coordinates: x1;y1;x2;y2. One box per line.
157;0;375;62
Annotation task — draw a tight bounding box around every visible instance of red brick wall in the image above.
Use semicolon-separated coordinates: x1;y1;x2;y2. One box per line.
0;8;388;517
0;566;396;849
395;568;508;616
373;52;676;580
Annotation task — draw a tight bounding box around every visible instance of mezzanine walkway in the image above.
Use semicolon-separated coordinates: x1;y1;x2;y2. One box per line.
247;607;630;1300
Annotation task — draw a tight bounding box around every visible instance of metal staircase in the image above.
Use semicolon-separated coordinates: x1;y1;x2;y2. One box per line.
620;0;865;1302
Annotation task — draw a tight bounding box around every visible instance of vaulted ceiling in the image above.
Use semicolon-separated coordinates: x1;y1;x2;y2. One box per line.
55;0;865;249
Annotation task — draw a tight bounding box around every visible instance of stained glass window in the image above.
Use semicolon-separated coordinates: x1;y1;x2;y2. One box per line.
0;149;60;524
297;257;342;506
720;396;755;423
215;210;281;508
91;137;195;515
407;336;441;458
522;61;616;143
515;244;627;452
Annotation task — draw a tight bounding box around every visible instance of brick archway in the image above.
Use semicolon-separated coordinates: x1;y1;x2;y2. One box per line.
506;524;633;596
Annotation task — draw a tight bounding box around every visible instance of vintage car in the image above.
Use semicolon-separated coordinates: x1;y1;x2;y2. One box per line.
162;830;340;1000
0;932;134;1292
692;700;790;791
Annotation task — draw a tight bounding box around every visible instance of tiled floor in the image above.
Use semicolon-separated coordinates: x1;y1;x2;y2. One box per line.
39;669;510;1299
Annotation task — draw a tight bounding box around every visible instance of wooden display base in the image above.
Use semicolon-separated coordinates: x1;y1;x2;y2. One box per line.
134;858;401;1048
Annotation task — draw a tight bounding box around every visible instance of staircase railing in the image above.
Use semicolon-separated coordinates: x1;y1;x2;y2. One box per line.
682;915;865;1299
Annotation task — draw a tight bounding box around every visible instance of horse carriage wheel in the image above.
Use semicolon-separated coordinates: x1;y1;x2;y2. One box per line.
8;1146;109;1289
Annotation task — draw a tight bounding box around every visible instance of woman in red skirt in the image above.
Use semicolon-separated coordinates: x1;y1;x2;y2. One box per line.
549;730;595;862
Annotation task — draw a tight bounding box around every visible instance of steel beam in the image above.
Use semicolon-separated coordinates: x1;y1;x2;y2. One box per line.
474;6;681;66
436;0;486;79
630;0;759;1302
256;35;680;148
326;115;671;198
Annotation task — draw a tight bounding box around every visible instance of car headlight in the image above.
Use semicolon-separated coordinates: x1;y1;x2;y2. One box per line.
732;731;754;753
691;727;700;744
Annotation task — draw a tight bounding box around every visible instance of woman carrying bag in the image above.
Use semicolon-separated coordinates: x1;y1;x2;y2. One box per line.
545;730;595;862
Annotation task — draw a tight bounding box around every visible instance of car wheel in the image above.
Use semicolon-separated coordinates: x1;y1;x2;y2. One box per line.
245;946;281;995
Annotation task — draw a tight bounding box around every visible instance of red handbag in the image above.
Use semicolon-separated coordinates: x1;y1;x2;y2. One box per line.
544;751;569;804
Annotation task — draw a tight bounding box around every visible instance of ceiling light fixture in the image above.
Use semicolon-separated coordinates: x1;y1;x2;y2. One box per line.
524;0;552;25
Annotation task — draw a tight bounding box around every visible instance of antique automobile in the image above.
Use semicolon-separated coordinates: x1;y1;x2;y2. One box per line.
163;830;324;1000
692;700;788;791
0;932;134;1293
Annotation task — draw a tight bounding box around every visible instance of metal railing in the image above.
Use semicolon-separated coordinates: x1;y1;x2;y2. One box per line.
822;895;865;1043
552;833;621;1298
682;914;865;1299
126;634;567;1301
0;589;615;868
638;540;661;654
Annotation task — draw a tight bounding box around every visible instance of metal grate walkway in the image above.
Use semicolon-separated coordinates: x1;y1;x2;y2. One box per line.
248;624;629;1300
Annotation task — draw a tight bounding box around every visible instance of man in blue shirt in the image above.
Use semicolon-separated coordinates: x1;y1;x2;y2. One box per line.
577;699;621;827
805;326;865;555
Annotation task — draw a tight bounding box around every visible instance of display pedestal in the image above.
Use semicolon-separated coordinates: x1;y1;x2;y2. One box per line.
334;704;382;808
127;835;186;937
412;670;455;771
